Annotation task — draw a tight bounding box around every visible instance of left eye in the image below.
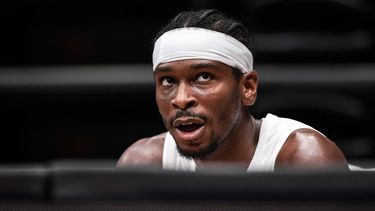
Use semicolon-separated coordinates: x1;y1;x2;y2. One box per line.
196;73;212;82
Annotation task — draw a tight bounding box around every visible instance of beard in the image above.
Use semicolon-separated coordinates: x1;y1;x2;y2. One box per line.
162;110;215;159
175;106;242;160
176;136;219;160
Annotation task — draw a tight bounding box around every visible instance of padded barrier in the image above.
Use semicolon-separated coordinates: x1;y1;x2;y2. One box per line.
0;160;375;210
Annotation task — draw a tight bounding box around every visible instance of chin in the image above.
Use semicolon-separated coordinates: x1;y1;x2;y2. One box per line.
177;140;219;159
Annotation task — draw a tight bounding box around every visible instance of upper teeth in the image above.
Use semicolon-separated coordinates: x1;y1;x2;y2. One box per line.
180;122;194;126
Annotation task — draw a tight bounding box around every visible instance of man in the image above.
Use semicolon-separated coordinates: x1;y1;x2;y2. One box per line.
117;9;349;172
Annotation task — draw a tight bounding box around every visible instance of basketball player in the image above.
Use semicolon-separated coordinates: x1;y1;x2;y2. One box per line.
117;9;349;172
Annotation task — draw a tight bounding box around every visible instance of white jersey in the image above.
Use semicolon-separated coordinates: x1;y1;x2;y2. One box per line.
162;113;316;172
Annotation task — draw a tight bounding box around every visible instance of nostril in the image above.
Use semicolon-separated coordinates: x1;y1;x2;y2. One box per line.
172;87;196;109
186;101;196;108
172;99;196;110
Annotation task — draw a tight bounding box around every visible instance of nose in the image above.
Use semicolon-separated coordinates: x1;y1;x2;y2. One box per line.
171;83;197;110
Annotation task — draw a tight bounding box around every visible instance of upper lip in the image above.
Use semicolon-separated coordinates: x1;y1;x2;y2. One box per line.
172;117;205;128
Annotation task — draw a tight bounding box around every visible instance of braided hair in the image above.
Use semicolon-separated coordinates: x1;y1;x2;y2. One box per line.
153;9;252;79
153;9;251;50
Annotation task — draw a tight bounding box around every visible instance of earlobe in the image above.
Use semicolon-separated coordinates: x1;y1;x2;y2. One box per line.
242;70;258;106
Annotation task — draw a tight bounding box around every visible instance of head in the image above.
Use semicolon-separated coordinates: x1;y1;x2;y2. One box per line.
152;9;258;159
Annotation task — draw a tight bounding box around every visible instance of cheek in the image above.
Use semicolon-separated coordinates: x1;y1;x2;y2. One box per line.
155;89;175;117
156;93;168;112
205;86;241;122
201;84;239;109
155;93;171;129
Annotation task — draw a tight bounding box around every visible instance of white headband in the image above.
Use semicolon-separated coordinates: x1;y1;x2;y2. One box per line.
152;27;253;73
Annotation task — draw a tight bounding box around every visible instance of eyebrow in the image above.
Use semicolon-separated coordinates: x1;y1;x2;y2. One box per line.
155;61;220;74
154;67;169;76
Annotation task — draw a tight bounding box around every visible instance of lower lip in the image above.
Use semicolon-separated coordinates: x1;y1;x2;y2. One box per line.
175;125;205;142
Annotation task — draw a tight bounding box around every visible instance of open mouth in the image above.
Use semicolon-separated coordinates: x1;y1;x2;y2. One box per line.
172;117;206;141
176;123;204;132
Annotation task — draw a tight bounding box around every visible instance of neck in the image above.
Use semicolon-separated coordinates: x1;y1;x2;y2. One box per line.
195;114;260;170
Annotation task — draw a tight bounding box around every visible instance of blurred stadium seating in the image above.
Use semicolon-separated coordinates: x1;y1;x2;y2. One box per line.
0;0;374;165
0;0;375;209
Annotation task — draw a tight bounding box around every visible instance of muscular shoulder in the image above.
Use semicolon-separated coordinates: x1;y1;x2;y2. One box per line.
275;128;349;171
116;133;166;168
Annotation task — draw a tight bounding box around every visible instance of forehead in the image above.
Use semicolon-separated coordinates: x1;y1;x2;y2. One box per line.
154;59;232;74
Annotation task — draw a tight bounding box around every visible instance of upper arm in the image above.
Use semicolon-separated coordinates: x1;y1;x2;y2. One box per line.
275;128;349;171
116;133;165;168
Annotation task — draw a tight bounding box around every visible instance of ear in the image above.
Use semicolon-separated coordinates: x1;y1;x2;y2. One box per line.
241;70;258;106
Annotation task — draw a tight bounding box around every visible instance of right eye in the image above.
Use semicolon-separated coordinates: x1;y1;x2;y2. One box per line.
160;77;176;86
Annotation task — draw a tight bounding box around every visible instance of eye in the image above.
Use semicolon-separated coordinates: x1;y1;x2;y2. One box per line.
196;73;212;82
160;77;176;86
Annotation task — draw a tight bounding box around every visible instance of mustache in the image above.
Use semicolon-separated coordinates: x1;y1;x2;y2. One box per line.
169;110;207;124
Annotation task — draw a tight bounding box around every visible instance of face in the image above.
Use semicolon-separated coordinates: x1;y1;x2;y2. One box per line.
154;59;247;159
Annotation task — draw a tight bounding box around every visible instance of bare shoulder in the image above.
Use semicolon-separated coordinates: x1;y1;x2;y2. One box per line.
276;128;349;171
116;132;166;168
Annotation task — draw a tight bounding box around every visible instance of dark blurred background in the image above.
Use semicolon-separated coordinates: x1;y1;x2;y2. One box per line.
0;0;375;164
